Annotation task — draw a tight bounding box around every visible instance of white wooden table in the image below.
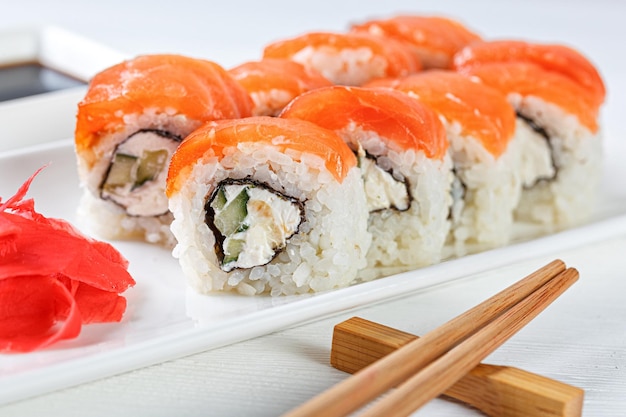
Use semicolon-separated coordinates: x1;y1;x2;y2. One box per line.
1;1;624;415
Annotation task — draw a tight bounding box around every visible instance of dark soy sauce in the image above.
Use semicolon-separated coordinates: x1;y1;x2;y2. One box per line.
0;63;85;102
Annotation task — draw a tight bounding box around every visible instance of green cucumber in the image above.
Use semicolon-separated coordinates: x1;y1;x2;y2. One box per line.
135;149;168;187
103;153;138;190
212;187;227;211
223;238;246;265
211;187;249;237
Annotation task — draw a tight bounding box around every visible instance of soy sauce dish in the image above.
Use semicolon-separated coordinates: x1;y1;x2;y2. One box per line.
0;63;85;102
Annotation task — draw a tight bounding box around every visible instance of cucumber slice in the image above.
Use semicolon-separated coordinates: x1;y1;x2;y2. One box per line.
99;129;181;217
207;180;304;271
103;154;138;190
223;238;246;265
211;187;249;237
212;187;227;211
135;149;168;187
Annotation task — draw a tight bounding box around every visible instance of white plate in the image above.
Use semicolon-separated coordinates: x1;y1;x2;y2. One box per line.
0;27;127;150
1;138;626;405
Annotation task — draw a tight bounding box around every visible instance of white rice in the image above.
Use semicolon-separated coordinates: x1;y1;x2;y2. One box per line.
334;126;454;282
78;191;176;247
291;46;387;86
76;109;203;248
509;94;603;234
443;120;522;257
168;143;371;296
249;89;294;116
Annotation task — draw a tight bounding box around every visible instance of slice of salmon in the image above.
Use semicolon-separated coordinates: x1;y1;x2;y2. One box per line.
262;31;421;85
75;54;254;156
279;85;448;160
460;62;600;133
367;70;516;157
352;15;482;69
166;117;356;196
228;58;333;116
453;40;605;107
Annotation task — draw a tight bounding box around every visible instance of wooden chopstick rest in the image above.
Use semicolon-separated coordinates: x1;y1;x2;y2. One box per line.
331;316;584;417
283;260;574;417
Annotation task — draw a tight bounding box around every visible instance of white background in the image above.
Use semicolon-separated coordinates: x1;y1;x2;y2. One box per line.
1;1;625;416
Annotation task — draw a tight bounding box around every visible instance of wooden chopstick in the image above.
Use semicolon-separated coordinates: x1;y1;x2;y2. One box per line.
360;267;579;417
282;259;569;417
331;317;584;417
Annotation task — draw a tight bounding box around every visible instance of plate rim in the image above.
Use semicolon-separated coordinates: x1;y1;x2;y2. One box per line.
1;140;626;405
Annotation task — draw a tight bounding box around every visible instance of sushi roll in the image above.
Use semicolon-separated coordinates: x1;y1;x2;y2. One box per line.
351;15;482;69
455;59;604;231
228;58;333;116
74;54;253;247
165;116;371;296
262;31;421;86
368;71;521;255
280;86;452;278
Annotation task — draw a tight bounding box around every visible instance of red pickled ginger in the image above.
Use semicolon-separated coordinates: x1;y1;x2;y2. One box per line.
0;167;135;353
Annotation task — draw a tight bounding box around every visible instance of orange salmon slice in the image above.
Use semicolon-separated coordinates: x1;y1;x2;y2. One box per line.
75;54;253;153
263;31;421;85
460;62;600;133
280;85;448;160
228;58;333;115
352;15;482;69
367;70;516;157
453;40;606;107
166;117;356;196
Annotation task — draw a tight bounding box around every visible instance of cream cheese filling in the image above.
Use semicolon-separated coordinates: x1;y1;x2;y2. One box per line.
100;130;180;216
207;180;303;272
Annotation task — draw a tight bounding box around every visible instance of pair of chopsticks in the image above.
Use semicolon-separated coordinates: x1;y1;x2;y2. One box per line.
283;259;578;417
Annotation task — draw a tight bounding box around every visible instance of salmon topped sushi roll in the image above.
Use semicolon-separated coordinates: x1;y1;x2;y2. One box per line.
262;31;421;86
453;40;606;107
368;71;521;254
458;61;603;231
228;58;333;116
280;86;452;277
166;117;371;296
352;15;482;69
74;54;253;247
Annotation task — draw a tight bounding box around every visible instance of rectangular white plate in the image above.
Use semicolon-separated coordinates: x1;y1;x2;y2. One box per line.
1;136;626;405
0;27;127;150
